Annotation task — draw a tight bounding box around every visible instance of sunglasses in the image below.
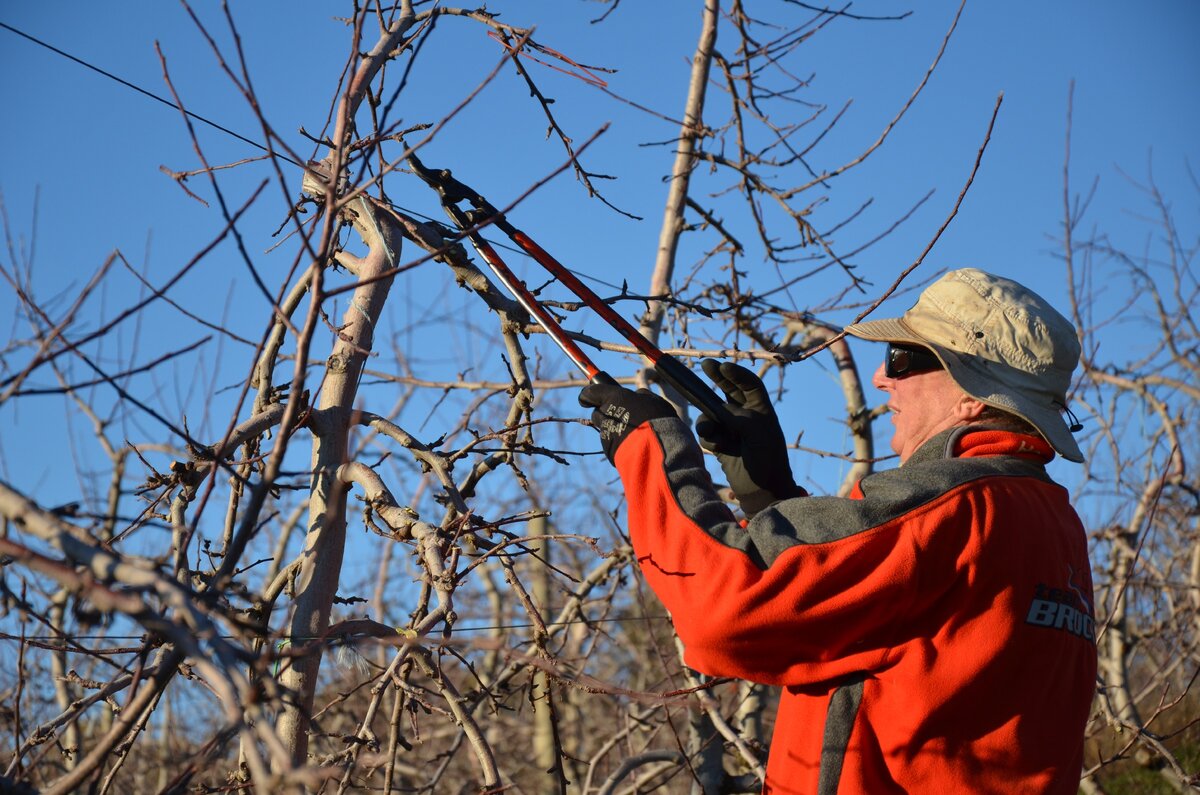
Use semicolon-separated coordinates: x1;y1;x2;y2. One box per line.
885;343;942;378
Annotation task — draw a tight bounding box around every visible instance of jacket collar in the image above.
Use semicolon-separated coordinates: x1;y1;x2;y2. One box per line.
904;425;1056;467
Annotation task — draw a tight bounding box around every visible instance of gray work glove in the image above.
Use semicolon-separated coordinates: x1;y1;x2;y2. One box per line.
695;359;805;517
579;382;677;463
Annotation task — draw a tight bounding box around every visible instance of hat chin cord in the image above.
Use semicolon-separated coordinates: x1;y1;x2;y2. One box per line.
1054;401;1084;434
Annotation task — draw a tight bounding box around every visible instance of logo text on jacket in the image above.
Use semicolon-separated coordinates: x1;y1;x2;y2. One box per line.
1025;581;1095;642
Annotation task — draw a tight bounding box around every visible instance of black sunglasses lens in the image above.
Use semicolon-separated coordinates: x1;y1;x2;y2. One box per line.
886;344;938;378
886;346;908;377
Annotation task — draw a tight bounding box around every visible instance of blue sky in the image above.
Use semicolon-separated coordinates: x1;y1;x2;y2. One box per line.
1;1;1197;519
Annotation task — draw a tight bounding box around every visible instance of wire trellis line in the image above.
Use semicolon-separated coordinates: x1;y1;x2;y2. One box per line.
0;614;673;646
0;20;627;292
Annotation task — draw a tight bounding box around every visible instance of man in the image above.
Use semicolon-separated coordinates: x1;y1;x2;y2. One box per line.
579;269;1096;794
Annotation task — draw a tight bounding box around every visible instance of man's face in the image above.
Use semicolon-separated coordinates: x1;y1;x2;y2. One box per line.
871;357;976;462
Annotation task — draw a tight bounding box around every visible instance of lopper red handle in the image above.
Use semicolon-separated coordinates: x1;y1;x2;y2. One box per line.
505;228;735;427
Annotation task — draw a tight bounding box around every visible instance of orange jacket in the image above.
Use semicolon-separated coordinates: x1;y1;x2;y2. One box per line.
614;419;1096;794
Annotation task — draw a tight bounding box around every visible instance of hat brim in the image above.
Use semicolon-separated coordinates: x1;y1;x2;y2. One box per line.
845;318;1084;463
844;317;927;346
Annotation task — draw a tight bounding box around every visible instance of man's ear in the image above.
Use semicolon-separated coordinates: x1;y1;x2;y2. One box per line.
955;395;987;422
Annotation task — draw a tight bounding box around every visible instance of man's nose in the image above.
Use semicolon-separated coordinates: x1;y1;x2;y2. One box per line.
871;362;891;391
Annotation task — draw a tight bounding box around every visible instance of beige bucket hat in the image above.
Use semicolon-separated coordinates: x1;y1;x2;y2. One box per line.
845;268;1084;463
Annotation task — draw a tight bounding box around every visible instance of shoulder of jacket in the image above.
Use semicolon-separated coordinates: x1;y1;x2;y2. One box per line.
764;457;1049;553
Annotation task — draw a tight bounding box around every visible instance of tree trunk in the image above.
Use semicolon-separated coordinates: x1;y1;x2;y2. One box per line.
638;0;720;350
530;514;567;793
272;6;416;770
273;197;403;767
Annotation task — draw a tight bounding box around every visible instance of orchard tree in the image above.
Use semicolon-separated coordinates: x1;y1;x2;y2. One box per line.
0;3;1195;794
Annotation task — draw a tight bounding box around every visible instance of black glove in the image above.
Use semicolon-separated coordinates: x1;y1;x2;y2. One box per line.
579;382;677;463
695;359;804;517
